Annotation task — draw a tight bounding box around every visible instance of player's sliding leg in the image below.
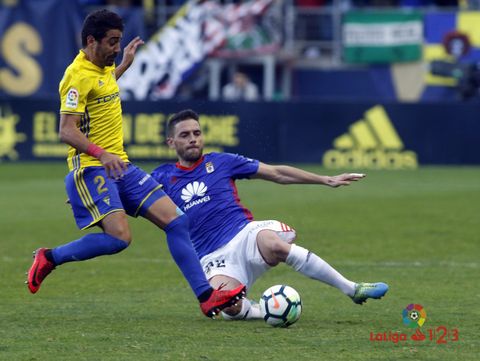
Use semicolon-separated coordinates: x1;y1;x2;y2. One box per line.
285;243;357;297
143;196;246;318
257;229;388;304
27;212;131;294
209;275;263;320
286;244;388;303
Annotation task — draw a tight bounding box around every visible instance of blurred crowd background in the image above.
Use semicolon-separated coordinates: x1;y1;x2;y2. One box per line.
2;0;480;168
2;0;480;103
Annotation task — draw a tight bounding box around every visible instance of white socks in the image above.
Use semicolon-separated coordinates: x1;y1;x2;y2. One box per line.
285;244;356;297
221;298;263;320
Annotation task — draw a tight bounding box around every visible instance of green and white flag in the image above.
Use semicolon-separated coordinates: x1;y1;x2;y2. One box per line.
343;12;423;64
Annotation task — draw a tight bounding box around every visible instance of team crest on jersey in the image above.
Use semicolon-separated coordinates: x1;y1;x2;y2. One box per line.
65;88;79;108
98;79;104;87
205;162;215;173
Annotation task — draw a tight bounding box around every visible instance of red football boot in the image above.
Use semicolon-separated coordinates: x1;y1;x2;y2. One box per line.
200;284;247;318
27;248;55;294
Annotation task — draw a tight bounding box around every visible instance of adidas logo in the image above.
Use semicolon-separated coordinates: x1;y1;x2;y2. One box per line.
181;181;207;203
323;105;418;169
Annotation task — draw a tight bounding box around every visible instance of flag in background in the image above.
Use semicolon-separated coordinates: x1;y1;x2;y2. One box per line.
118;0;278;100
343;12;423;64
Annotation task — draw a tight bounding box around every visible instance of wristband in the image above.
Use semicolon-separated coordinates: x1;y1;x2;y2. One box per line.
86;143;105;159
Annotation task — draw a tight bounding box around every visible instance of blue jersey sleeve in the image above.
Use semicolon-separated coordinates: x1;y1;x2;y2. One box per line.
222;153;259;179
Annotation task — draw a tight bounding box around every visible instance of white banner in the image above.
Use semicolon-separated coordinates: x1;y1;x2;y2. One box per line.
344;22;423;46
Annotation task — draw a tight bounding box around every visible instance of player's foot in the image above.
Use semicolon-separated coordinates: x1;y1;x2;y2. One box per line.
351;282;389;305
27;248;55;294
200;284;246;318
221;299;264;320
247;300;264;319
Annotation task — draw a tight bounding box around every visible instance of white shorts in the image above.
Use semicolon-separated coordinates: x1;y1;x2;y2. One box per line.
200;220;296;290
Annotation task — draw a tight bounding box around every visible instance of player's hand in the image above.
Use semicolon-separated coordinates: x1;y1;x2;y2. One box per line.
121;36;144;68
99;152;127;179
326;173;366;188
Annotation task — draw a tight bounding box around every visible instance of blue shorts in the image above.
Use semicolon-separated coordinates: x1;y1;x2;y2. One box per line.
65;164;166;230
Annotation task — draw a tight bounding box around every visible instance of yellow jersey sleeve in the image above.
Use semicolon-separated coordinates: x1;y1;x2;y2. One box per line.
59;69;92;115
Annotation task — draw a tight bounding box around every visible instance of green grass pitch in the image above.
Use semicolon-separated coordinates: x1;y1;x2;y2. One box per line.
1;163;479;360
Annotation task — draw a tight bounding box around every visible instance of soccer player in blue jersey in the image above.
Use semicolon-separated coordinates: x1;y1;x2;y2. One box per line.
26;9;245;318
151;109;389;320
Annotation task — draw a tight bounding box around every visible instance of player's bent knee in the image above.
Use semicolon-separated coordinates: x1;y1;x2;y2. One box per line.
270;241;290;262
116;229;132;244
258;235;290;265
101;212;132;243
103;224;132;243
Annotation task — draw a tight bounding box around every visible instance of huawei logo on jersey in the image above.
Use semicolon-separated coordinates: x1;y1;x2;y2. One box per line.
181;181;207;202
181;181;210;211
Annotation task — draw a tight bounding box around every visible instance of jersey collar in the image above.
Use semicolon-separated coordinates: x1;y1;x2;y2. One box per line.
175;156;205;171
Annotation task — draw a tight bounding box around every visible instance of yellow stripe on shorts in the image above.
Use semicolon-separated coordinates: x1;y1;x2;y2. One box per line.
74;169;101;219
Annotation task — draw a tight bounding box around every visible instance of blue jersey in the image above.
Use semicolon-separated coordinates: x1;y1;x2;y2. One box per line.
151;153;259;259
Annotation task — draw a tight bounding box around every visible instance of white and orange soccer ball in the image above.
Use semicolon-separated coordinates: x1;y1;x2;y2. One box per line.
260;285;302;327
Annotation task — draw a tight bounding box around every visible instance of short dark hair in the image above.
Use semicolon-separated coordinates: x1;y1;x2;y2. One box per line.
167;109;200;137
81;9;124;47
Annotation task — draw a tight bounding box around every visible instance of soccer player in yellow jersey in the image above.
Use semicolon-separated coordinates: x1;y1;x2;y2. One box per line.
26;9;245;318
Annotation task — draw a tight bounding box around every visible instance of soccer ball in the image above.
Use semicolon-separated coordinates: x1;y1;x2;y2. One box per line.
410;311;419;321
260;285;302;327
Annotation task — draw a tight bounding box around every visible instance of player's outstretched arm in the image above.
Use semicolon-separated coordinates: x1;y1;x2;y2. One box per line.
59;114;126;179
115;36;144;79
252;162;365;187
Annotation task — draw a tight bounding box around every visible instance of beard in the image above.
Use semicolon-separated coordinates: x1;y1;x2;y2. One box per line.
178;147;202;163
97;49;118;67
105;54;117;66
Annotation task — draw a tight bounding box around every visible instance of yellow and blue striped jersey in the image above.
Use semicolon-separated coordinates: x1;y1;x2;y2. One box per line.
59;50;128;170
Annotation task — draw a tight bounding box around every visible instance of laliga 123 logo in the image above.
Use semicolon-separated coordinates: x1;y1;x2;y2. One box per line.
403;303;426;328
369;304;459;344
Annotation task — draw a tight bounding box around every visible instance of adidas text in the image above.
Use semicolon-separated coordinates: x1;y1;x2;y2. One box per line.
323;150;417;169
323;105;418;170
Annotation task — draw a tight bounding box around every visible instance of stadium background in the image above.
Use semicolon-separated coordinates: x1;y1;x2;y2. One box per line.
2;0;480;167
1;1;479;360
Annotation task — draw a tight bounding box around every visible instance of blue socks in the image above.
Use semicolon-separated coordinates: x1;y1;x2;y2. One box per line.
49;215;212;300
164;214;212;298
51;233;129;265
